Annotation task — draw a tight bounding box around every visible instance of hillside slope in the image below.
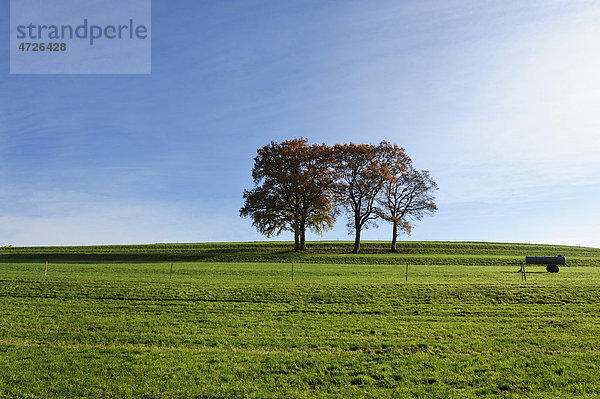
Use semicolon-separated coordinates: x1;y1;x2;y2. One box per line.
1;241;599;266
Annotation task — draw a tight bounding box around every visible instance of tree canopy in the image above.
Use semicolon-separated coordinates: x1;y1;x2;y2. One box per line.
376;157;438;252
239;138;336;251
240;139;437;252
332;142;387;254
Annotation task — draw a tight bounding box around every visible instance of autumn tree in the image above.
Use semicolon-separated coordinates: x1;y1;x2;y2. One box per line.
377;152;438;252
333;142;390;254
239;139;336;251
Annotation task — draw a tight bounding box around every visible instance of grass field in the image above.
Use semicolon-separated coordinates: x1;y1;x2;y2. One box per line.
1;241;600;398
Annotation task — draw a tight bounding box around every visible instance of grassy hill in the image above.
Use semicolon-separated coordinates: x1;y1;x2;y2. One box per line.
1;241;600;397
1;240;599;266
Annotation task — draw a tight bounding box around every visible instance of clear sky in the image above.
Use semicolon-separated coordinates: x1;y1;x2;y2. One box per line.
1;0;599;247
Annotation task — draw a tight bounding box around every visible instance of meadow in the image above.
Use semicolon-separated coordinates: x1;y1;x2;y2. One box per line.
1;241;600;398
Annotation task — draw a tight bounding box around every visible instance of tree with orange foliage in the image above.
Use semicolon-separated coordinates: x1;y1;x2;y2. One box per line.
332;142;389;254
239;139;336;251
376;147;438;252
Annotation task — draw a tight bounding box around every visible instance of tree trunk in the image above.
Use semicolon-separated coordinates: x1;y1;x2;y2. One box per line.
390;221;398;253
294;228;300;251
300;220;307;251
353;219;361;254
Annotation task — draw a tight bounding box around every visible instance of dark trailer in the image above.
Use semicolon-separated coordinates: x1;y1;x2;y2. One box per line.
525;255;569;273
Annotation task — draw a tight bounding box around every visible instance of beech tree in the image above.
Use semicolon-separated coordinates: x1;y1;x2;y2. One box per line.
333;142;388;254
239;139;336;250
377;158;438;252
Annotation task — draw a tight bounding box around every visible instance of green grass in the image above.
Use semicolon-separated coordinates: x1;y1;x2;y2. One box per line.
1;241;600;398
2;240;599;265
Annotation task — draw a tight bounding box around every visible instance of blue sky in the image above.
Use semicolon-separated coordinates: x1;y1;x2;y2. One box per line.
1;0;599;247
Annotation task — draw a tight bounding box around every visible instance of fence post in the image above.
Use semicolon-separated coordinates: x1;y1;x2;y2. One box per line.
405;263;408;282
170;263;173;280
292;262;294;282
44;261;48;277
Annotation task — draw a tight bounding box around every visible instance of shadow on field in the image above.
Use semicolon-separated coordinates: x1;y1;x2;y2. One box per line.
510;270;550;274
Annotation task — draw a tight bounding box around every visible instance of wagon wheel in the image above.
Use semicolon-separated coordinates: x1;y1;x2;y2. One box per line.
546;264;559;273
